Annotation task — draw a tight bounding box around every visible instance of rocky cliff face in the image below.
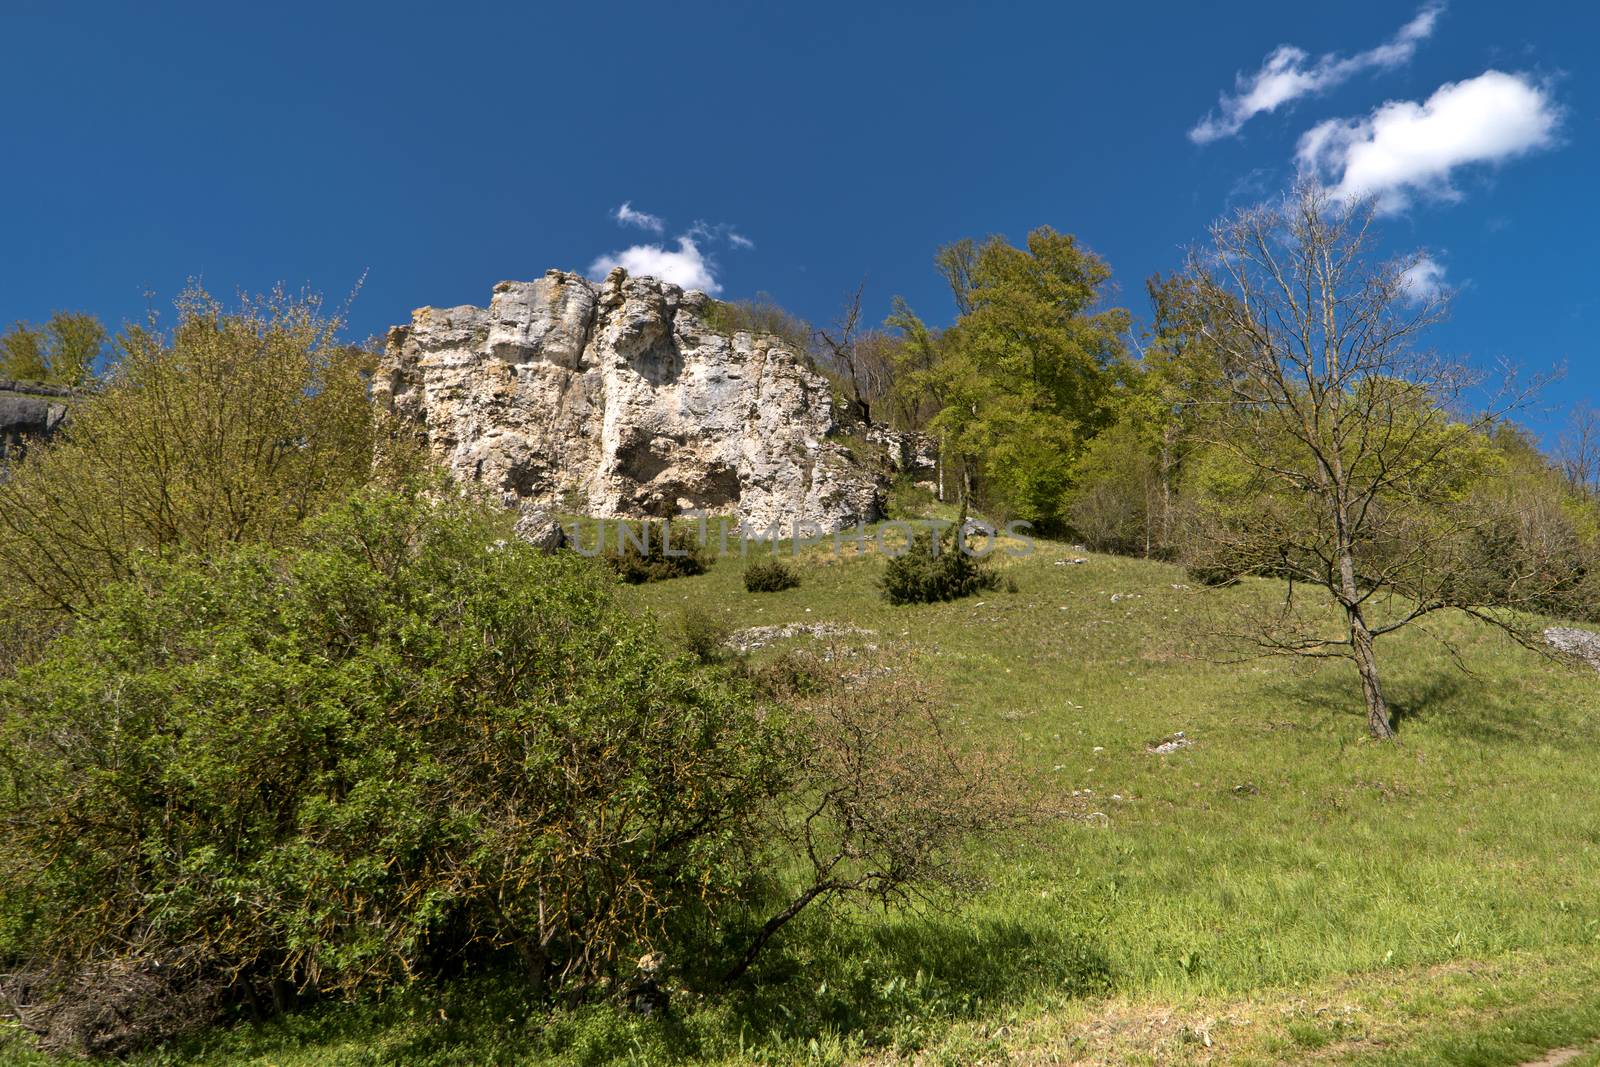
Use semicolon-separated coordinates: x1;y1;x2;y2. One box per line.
0;380;73;466
378;269;934;532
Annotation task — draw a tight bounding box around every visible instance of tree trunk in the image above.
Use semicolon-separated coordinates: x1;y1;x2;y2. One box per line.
1335;533;1394;739
1348;610;1394;739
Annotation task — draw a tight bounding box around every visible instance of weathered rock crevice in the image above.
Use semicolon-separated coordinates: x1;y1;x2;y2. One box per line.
378;268;935;531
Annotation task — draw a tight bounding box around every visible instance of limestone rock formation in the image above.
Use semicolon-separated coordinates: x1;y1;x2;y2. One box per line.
378;268;934;532
0;380;73;465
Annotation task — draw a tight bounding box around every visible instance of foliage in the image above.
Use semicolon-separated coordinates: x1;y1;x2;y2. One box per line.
887;475;939;519
679;605;734;664
1064;413;1166;555
602;520;710;583
0;286;378;624
743;557;800;593
880;528;1001;605
889;228;1130;529
1181;183;1541;739
702;295;814;359
0;490;789;1052
0;313;106;387
1455;424;1600;620
10;521;1600;1064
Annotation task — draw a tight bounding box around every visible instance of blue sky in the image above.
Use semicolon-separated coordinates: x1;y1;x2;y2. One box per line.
1;1;1593;430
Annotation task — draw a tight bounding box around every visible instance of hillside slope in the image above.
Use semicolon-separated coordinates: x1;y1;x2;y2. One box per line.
10;532;1600;1066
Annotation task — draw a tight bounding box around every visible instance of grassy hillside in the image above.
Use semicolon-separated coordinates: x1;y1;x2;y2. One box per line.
9;528;1600;1066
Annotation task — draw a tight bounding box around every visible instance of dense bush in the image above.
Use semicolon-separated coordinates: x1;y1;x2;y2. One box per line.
701;294;815;359
743;558;800;593
603;521;709;583
880;529;1001;606
1065;416;1170;557
0;489;788;1048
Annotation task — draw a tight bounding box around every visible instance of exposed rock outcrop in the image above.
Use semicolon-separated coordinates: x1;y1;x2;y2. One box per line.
1545;627;1600;672
0;380;73;465
377;269;934;532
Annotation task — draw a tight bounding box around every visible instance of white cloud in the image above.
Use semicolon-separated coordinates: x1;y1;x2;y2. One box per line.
687;219;755;250
589;236;722;294
1296;70;1559;212
613;201;665;233
1399;256;1447;302
593;211;754;293
1190;3;1444;144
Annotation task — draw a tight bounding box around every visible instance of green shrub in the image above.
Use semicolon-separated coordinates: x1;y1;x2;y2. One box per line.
680;606;734;664
887;477;938;519
604;521;709;583
744;558;800;593
701;295;814;358
880;529;1001;606
739;647;830;700
0;489;787;1046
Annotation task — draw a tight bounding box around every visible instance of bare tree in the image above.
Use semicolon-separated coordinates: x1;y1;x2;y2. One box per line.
816;281;872;425
1186;182;1543;740
1558;404;1600;500
725;647;1024;982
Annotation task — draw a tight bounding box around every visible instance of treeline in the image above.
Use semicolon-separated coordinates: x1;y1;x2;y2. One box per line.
0;313;108;386
714;192;1600;628
711;183;1599;741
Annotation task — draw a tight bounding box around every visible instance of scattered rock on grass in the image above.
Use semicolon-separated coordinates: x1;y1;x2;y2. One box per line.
724;622;876;654
1545;627;1600;672
1147;731;1191;754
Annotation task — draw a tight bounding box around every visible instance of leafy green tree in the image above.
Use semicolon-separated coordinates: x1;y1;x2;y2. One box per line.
887;296;986;506
1064;413;1164;555
891;228;1130;529
1065;272;1251;557
0;312;107;385
41;311;105;385
0;323;49;381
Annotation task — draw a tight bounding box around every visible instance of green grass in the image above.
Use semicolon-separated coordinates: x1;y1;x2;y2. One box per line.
9;529;1600;1065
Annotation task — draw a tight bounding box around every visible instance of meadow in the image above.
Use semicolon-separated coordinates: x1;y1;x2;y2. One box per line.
8;517;1597;1066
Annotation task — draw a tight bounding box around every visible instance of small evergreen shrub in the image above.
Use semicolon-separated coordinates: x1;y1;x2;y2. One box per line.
744;557;800;593
604;521;709;583
880;529;1001;606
